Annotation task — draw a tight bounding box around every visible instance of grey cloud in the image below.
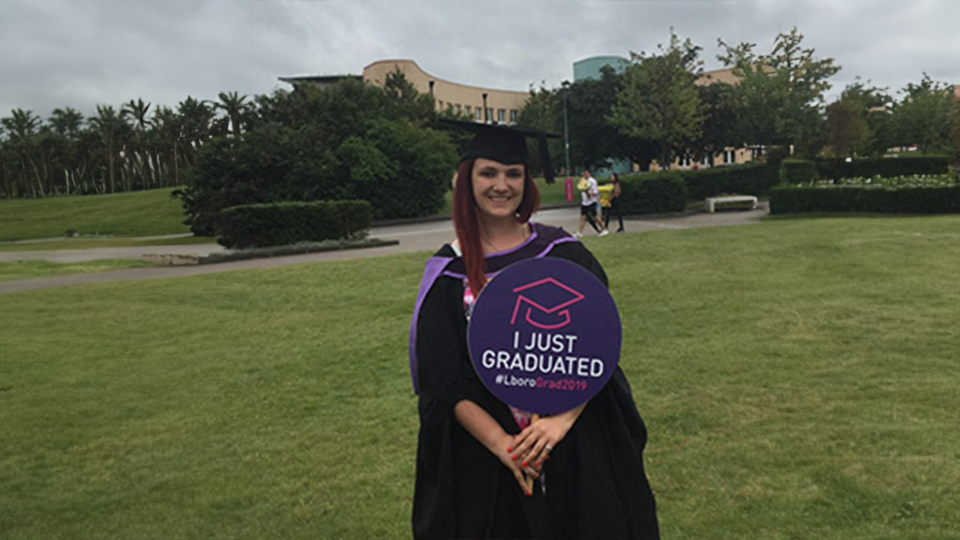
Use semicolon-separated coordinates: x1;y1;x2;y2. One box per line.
1;0;958;122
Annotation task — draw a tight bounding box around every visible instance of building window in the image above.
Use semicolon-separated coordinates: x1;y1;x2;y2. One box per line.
475;108;483;121
464;105;471;116
485;108;493;123
497;109;506;123
455;104;462;115
510;110;519;124
438;100;444;111
680;155;691;167
724;149;736;164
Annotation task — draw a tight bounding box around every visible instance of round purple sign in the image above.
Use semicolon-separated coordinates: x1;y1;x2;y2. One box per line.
468;257;622;415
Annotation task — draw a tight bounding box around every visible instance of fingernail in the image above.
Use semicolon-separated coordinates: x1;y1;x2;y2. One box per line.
535;462;540;468
522;461;528;467
526;490;532;497
512;454;519;461
507;447;514;453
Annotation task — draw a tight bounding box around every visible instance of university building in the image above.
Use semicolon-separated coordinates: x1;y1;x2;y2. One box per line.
281;59;528;125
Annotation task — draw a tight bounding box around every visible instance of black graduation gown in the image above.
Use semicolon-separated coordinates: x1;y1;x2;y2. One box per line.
409;223;659;540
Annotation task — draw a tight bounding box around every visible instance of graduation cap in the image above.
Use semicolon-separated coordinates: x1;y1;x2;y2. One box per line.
510;277;586;330
440;119;561;183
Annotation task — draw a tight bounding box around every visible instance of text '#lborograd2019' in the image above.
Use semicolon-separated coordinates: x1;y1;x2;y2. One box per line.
479;330;605;388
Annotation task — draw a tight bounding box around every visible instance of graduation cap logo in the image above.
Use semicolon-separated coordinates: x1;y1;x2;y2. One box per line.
510;278;586;330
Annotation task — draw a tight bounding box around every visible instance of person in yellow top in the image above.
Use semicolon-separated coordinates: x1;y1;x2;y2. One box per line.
603;173;624;233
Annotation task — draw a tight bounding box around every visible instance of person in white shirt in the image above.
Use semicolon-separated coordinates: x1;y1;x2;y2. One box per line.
576;170;609;237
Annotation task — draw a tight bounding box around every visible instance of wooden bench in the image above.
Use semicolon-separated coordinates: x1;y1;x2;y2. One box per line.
705;195;758;213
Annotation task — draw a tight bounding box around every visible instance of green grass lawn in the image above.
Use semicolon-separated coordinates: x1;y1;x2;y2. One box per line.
0;189;192;242
0;235;216;252
1;216;959;539
0;259;160;282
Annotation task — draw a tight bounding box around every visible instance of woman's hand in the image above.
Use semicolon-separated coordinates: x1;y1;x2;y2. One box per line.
495;432;539;496
454;400;537;496
510;405;586;470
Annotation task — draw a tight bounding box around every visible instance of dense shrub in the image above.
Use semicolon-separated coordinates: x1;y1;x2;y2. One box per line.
683;162;780;200
215;200;373;249
769;186;960;215
815;156;949;181
175;76;458;236
780;159;820;184
620;173;687;214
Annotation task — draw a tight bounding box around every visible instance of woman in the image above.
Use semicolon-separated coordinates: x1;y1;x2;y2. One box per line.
605;172;625;233
410;122;659;540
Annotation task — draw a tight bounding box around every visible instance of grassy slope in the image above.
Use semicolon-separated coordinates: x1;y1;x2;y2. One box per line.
0;260;159;282
0;236;215;252
0;189;191;242
1;216;959;539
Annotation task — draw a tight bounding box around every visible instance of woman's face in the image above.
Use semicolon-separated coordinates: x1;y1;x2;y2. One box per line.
471;157;525;221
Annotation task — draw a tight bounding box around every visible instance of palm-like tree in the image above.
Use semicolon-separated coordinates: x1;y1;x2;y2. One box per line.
214;91;249;138
88;105;130;193
1;109;44;196
122;98;152;188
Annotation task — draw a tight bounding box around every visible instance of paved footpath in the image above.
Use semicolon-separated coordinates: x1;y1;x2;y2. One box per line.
0;205;767;295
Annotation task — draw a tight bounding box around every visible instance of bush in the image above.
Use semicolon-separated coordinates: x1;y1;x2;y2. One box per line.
780;159;820;185
620;173;687;214
769;186;960;215
683;163;780;200
215;200;373;249
815;156;949;181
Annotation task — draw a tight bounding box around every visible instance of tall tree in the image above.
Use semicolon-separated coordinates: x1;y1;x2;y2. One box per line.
610;32;707;168
213;91;249;138
88;105;129;193
122;98;152;189
825;98;873;158
886;74;955;154
719;27;841;156
1;109;44;196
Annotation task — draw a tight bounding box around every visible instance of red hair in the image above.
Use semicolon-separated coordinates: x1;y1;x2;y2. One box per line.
452;158;541;297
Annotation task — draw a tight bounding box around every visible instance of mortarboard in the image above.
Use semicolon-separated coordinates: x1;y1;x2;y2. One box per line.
510;277;586;330
440;119;561;184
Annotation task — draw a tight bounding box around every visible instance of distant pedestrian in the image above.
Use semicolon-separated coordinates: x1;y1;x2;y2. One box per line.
604;172;625;233
576;170;609;237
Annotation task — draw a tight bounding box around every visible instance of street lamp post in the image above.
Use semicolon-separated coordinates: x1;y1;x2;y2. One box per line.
563;93;571;177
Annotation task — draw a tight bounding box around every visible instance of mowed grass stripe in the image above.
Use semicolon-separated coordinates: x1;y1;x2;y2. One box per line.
0;189;191;242
1;216;959;539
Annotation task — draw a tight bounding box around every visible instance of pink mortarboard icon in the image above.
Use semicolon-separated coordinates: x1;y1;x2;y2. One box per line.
510;277;586;330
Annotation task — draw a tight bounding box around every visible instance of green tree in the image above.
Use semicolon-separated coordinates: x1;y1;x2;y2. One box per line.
88;105;130;193
213;91;249;138
610;32;707;168
693;82;742;165
719;27;841;156
825;98;873;158
1;109;44;196
122;98;152;189
887;74;955;154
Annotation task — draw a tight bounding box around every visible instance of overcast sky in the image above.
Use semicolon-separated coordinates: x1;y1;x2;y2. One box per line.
2;0;958;121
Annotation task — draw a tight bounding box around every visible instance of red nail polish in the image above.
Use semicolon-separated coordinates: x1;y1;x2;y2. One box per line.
522;461;528;467
512;454;518;461
507;447;514;453
535;462;540;468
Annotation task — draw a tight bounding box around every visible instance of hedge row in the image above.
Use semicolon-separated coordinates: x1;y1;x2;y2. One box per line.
682;162;781;200
618;162;781;214
816;156;949;180
619;174;688;214
215;200;373;249
781;156;950;184
769;186;960;215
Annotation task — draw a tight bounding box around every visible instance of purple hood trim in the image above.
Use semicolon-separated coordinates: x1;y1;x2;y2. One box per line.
409;223;577;393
